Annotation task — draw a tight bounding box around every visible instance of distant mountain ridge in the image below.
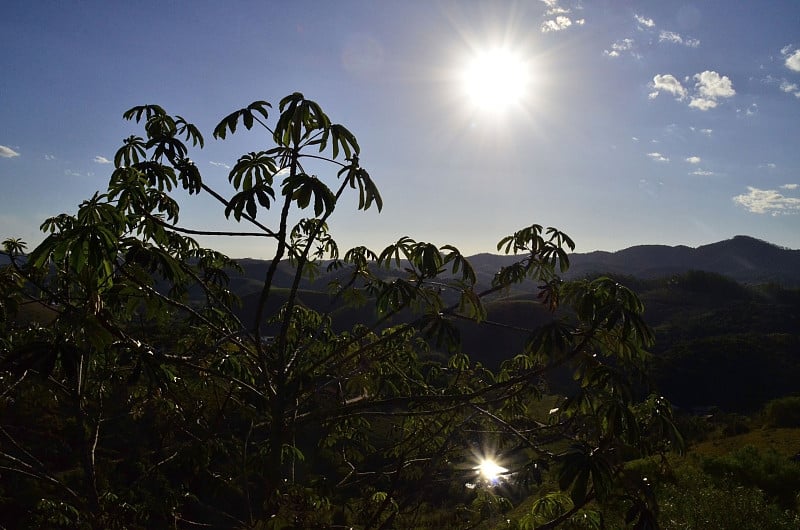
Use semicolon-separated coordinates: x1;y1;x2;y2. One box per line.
2;235;798;286
566;235;800;286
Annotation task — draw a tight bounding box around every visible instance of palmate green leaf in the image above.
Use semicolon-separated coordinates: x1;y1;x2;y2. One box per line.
175;115;204;148
133;161;178;192
274;93;330;147
281;173;335;217
224;185;275;221
457;288;486;321
123;104;167;123
378;236;416;268
559;444;614;504
420;312;460;352
337;163;383;212
228;151;277;190
376;278;417;313
329;123;360;160
342;245;379;269
1;238;26;256
497;224;544;254
569;510;603;530
525;320;573;362
492;261;527;288
410;242;443;278
523;492;573;529
213;100;271;139
441;245;476;285
114;135;147;167
146;134;188;163
175;158;202;194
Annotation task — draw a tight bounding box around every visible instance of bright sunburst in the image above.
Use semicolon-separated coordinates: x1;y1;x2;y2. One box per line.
462;47;530;111
475;457;509;484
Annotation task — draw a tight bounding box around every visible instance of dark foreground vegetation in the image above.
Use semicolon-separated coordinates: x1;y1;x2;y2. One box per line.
0;94;797;528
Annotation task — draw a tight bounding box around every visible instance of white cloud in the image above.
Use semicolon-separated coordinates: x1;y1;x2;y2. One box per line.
93;155;111;164
733;186;800;215
691;169;715;176
648;70;736;110
699;128;713;136
658;30;700;47
649;74;687;100
604;38;635;58
631;136;639;142
647;152;669;162
545;5;570;15
541;15;583;32
542;16;571;32
44;154;55;160
685;156;701;164
668;70;735;111
688;97;717;110
784;48;800;72
0;145;20;158
694;70;735;98
634;14;655;29
64;169;83;177
781;183;799;190
210;161;231;169
780;80;800;98
540;2;584;33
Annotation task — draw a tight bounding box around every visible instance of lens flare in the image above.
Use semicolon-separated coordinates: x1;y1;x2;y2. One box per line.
475;457;508;483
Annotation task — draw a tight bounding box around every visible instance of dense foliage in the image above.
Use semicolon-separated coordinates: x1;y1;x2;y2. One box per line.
0;94;681;528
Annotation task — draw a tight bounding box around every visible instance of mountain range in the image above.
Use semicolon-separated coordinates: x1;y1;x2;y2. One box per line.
236;234;800;290
3;235;798;287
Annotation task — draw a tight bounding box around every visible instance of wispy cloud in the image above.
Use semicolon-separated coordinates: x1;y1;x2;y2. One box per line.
210;161;231;169
699;128;713;136
647;152;669;162
781;183;799;190
0;145;20;158
780;80;800;98
93;155;111;164
604;38;636;58
783;46;800;72
634;14;655;29
540;0;584;33
659;30;700;47
759;74;800;99
737;103;758;116
64;169;83;177
733;186;800;215
44;154;56;160
541;16;584;32
651;71;734;111
685;156;701;164
691;169;715;176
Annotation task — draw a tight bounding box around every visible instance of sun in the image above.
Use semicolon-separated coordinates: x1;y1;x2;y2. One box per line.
475;458;509;483
462;47;530;111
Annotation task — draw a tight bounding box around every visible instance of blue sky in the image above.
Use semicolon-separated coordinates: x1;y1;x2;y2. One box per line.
2;1;799;258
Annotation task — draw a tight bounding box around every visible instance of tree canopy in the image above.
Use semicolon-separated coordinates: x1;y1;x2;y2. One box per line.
0;93;681;529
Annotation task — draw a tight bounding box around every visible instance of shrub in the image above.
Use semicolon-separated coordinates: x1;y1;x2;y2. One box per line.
764;396;800;428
